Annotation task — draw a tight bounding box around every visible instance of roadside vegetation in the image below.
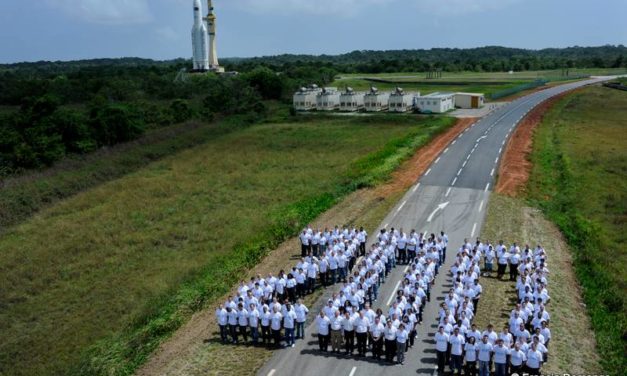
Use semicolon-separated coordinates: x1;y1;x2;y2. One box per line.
525;86;626;374
0;114;454;376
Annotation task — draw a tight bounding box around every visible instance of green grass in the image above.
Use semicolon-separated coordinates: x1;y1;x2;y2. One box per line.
0;114;455;376
526;85;627;374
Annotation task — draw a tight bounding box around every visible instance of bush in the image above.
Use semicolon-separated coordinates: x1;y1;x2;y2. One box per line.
91;103;145;146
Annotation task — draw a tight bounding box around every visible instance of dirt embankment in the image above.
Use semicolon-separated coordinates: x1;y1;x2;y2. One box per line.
135;117;477;376
495;91;575;196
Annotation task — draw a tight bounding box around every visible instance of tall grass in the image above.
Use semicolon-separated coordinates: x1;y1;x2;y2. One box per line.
526;86;626;374
0;115;454;376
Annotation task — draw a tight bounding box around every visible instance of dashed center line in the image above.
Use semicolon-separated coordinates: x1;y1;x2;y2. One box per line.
495;157;499;164
471;222;477;237
435;157;441;164
485;183;491;192
444;147;449;153
491;168;495;177
425;168;432;176
268;370;276;376
499;147;503;154
452;140;457;145
452;177;458;186
412;183;420;193
396;201;406;213
349;366;357;376
445;187;452;197
479;200;484;212
457;169;463;176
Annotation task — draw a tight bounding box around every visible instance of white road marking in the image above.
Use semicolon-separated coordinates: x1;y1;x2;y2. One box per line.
495;157;499;164
435;157;441;164
499;147;503;154
466;155;471;161
384;223;389;228
479;200;484;212
427;202;450;222
444;147;449;153
387;279;403;306
485;183;491;192
457;169;462;176
471;222;477;237
502;140;506;146
476;136;487;142
268;370;276;376
463;161;467;167
349;367;357;376
445;187;452;197
490;168;495;177
425;168;431;176
412;183;420;193
452;177;458;186
396;201;407;213
452;140;457;145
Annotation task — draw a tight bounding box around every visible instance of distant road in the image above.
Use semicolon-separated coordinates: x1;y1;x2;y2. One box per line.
258;76;613;376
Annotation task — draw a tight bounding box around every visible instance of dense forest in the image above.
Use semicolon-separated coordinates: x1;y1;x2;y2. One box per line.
1;45;625;175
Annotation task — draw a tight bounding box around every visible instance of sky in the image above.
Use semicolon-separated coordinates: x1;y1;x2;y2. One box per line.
0;0;626;63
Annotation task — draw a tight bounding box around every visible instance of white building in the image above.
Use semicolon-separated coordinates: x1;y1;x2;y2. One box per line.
316;87;341;111
364;87;390;112
415;92;455;114
339;87;365;112
293;85;322;111
388;87;418;113
454;93;485;109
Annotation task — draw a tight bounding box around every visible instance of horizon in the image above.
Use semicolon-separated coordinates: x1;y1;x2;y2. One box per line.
1;0;626;64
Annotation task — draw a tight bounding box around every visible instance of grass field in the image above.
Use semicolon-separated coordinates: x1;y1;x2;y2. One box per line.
0;114;455;376
525;85;626;374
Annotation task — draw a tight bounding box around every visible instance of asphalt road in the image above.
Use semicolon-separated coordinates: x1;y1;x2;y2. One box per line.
257;77;612;376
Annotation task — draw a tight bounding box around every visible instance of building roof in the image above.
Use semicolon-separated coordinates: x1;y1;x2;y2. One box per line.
455;92;485;97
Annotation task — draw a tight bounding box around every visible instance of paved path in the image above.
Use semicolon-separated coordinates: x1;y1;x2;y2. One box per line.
257;77;613;376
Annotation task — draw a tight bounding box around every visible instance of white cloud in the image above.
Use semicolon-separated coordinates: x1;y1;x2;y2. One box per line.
229;0;521;16
46;0;153;24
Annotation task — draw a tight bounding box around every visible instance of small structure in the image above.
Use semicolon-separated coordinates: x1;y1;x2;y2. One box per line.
293;85;322;111
415;92;455;114
316;87;341;111
364;87;390;112
454;92;485;109
340;87;365;112
388;87;417;113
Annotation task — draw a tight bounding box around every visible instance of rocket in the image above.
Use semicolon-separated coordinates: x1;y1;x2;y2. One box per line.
191;0;209;71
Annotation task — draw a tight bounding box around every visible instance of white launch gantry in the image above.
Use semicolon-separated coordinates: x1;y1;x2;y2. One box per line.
191;0;224;73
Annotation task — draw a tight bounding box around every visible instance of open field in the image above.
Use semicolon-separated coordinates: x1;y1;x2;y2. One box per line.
0;114;455;376
525;85;626;373
478;194;601;374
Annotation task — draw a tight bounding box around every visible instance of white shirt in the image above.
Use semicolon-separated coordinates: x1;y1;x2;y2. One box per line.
435;332;449;352
283;309;297;329
477;342;493;362
493;345;510;364
384;326;397;341
330;315;343;331
270;312;283;331
216;308;228;326
464;343;477;362
449;334;465;356
526;349;543;368
316;316;331;335
354;316;370;333
248;309;260;327
396;329;408;343
294;304;309;323
510;349;526;366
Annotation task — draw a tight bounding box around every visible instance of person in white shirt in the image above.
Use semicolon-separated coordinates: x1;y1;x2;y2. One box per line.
300;229;311;257
270;306;283;348
384;319;398;363
477;335;493;376
316;311;331;352
215;304;229;344
464;336;478;376
248;303;260;345
370;316;385;359
354;311;370;357
294;299;309;340
435;326;450;373
525;342;544;375
449;327;466;375
492;339;509;376
306;262;318;294
260;306;272;346
237;303;249;343
342;311;356;355
283;303;297;347
330;310;344;353
396;323;409;365
509;342;526;375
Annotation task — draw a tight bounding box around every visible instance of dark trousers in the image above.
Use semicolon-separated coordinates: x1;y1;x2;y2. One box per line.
509;264;518;281
466;361;477;376
451;354;463;374
436;350;447;372
510;364;523;376
301;244;309;257
359;242;366;256
344;330;355;354
261;325;270;345
473;298;479;315
385;339;396;362
229;324;238;343
297;283;305;298
318;333;329;351
398;248;407;264
320;271;327;286
497;263;507;278
219;324;228;343
287;287;296;303
312;244;319;257
356;332;367;355
307;277;316;293
272;329;282;348
526;367;541;376
371;337;383;358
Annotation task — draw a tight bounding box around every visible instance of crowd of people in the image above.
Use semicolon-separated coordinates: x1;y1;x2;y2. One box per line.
434;239;552;376
214;225;451;366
